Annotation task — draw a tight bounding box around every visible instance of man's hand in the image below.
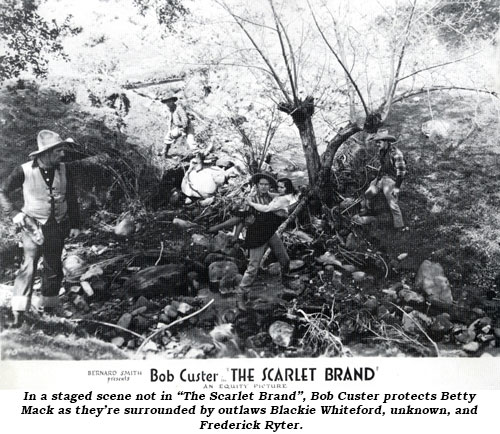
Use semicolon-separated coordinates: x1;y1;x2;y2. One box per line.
69;228;81;238
12;212;25;229
392;188;400;199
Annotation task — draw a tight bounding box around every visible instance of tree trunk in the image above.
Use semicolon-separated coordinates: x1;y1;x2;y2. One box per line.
317;123;361;194
295;116;321;186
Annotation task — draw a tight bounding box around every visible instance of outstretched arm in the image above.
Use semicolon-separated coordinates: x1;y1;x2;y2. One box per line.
247;196;290;213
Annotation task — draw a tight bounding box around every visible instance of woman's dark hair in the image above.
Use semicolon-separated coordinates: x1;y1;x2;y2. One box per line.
277;178;297;195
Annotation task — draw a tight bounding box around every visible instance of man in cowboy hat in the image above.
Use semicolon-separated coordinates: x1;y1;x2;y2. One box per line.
235;172;290;291
360;130;407;230
160;94;195;156
0;130;81;327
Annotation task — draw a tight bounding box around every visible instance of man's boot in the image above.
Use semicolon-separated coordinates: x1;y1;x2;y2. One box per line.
8;311;24;328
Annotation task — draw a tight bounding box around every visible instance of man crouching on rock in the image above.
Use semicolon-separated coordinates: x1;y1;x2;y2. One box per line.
0;130;81;327
235;172;290;293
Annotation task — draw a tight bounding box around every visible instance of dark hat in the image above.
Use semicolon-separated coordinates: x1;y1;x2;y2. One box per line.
29;130;74;157
251;172;277;189
371;130;396;142
161;96;178;103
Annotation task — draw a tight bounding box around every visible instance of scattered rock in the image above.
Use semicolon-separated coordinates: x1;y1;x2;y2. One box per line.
287;279;306;293
132;296;150;310
209;232;232;253
402;311;432;333
177;302;192;314
117;313;132;329
142;341;157;352
341;264;357;273
187;271;200;292
415;260;453;304
352;215;377;225
80;281;94;297
133;315;154;332
399;287;425;304
172;218;198;229
219;273;242;294
291;230;313;244
340;197;357;210
131;306;147;316
199;197;215;206
80;266;104;281
73;295;89;312
289;260;305;272
352;271;367;282
124;264;188;296
268;321;294;347
192;234;210;247
204;253;228;267
397;253;408;261
363;296;378;314
114;216;135;237
164;305;178;319
439;349;468;357
462;341;480;353
208;261;239;288
429;313;453;339
184;348;206;358
382;288;398;301
111;337;125;347
421;119;451;140
63;255;86;280
345;233;360;251
317;252;342;266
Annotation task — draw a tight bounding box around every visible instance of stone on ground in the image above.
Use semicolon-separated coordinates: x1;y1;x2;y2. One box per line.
415;260;453;304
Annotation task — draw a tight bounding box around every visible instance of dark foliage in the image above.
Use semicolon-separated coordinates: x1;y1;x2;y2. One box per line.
132;0;189;31
431;0;499;45
0;0;81;81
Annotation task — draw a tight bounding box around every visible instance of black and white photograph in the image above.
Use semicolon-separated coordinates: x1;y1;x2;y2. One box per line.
0;0;499;364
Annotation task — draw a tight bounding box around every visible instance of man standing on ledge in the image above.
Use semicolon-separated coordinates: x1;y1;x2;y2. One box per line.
360;130;407;230
161;94;195;156
0;130;81;327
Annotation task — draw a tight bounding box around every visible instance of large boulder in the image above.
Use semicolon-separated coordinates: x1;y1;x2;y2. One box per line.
421;119;451;140
181;165;227;198
415;260;453;304
124;264;188;296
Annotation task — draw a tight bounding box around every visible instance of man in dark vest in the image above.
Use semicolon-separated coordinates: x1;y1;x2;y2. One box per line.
0;130;81;327
360;130;407;230
236;173;290;291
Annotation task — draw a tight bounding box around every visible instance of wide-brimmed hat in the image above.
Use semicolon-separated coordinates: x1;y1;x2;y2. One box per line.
371;130;396;142
251;172;277;189
29;130;74;157
159;94;179;104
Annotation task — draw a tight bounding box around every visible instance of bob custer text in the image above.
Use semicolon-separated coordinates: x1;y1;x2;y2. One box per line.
150;366;375;382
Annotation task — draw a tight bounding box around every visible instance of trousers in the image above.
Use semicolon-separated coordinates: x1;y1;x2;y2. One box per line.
364;176;404;228
239;234;289;289
11;217;70;312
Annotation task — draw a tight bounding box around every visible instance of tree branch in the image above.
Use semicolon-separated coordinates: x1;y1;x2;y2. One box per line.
391;85;498;105
217;1;292;105
396;50;482;84
268;0;298;103
382;0;418;121
307;0;369;116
